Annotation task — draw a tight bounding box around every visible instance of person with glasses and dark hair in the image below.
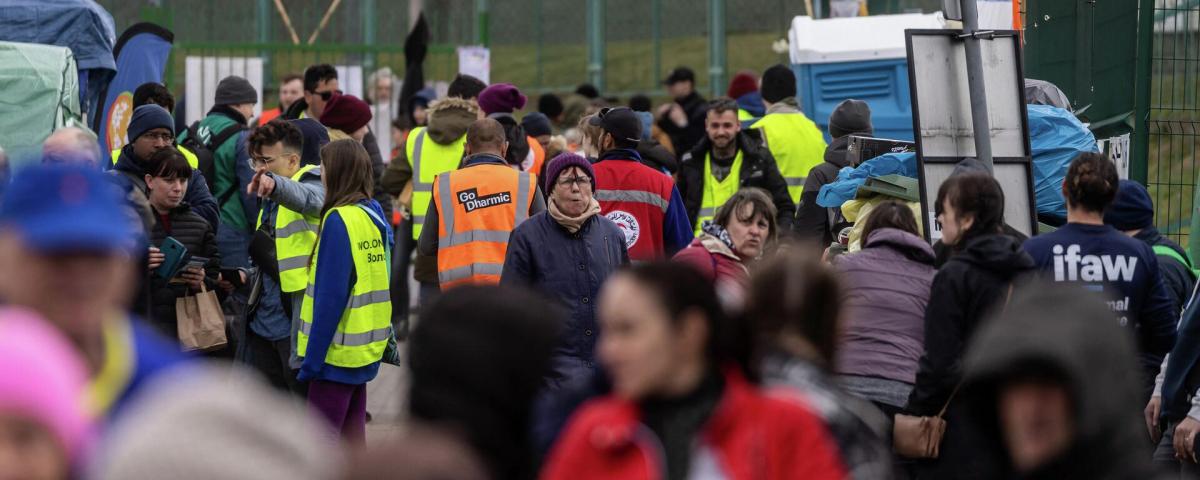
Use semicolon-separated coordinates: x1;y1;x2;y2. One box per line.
243;119;324;394
590;106;693;261
678;98;795;236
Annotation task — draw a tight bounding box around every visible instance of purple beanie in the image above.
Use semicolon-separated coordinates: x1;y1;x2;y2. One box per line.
543;152;595;193
477;83;528;115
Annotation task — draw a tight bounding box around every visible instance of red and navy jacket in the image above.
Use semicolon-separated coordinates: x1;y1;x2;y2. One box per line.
593;149;693;261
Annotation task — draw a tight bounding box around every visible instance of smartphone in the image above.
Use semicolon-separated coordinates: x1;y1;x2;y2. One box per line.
220;267;244;289
155;237;189;279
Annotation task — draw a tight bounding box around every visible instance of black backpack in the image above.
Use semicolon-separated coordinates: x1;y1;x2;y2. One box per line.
180;121;246;205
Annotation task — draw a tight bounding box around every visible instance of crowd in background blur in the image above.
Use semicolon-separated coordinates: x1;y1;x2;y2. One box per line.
0;57;1197;480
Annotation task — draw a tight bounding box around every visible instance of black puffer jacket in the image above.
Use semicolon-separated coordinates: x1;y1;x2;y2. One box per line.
677;130;796;232
962;282;1169;480
906;233;1035;480
794;133;864;246
1137;227;1196;312
146;203;221;340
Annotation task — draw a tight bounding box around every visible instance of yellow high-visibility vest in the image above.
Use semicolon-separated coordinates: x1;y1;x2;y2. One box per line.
406;127;466;240
751;112;827;203
297;204;392;368
110;145;199;170
255;164;321;293
695;150;743;236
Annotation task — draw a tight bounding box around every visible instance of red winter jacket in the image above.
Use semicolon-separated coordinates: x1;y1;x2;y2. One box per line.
540;369;848;480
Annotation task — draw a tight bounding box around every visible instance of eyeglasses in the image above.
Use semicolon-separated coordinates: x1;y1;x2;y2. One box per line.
140;132;174;143
316;89;343;101
557;176;592;188
251;155;280;166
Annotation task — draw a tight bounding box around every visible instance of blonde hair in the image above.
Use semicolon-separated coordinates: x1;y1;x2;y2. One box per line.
577;115;605;158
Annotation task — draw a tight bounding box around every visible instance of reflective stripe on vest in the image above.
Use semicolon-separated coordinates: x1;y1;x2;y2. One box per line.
407;127;468;240
751;112;827;203
433;164;534;288
1153;244;1200;278
111;145;200;170
255;164;321;293
296;204;392;368
695;150;743;236
594;190;670;212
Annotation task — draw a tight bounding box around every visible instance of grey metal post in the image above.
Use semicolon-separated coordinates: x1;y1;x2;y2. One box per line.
708;0;726;98
960;0;993;169
363;0;377;74
587;0;606;91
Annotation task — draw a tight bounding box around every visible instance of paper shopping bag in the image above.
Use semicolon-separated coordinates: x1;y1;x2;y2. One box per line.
177;283;228;351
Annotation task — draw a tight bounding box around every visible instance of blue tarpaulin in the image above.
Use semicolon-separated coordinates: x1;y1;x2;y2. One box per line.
817;152;918;208
0;0;116;116
817;105;1097;215
1028;104;1098;218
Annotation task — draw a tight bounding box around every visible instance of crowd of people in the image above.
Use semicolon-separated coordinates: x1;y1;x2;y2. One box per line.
1;59;1199;480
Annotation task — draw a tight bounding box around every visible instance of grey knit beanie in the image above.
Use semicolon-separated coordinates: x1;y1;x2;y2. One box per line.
214;76;258;106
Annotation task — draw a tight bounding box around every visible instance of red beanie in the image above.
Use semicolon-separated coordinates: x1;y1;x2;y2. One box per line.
319;93;372;133
726;72;758;99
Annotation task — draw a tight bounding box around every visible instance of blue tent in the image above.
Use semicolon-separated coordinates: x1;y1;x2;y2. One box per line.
0;0;116;118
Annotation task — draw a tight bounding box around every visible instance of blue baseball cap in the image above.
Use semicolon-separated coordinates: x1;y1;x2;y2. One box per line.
0;164;139;254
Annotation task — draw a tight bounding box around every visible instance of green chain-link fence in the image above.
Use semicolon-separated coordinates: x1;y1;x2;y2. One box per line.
1145;0;1200;248
96;0;945;100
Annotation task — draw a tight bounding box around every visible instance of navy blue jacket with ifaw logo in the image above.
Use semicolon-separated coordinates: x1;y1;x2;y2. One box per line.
1023;222;1178;390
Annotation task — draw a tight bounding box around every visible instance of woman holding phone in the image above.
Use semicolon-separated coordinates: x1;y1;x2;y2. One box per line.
295;139;393;443
143;149;221;343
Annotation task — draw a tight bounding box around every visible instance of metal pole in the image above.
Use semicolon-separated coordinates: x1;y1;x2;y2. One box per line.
587;0;605;91
409;0;423;30
652;0;661;91
363;0;377;74
960;0;993;169
708;0;726;99
475;0;489;47
1131;0;1154;184
257;0;271;87
535;0;544;88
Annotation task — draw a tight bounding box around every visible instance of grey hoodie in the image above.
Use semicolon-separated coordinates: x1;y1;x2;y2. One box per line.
962;282;1168;480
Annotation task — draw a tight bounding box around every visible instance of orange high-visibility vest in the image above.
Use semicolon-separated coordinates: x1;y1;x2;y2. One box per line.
525;135;546;177
433;163;536;289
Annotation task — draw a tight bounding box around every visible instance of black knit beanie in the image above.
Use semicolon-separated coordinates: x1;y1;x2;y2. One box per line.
760;64;797;104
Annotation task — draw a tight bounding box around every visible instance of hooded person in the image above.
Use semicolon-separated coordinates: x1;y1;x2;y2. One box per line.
905;172;1037;480
794;99;873;246
477;83;533;168
961;282;1167;480
408;286;563;480
288;118;331;167
1105;179;1196;310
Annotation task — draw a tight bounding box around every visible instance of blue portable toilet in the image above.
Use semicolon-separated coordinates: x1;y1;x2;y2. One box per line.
788;13;946;142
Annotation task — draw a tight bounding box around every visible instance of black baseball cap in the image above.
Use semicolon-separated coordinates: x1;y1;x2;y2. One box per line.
662;66;696;85
588;107;642;144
